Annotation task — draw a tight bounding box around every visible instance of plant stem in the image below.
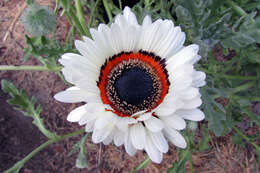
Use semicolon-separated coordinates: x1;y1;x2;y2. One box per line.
75;0;91;37
200;68;259;80
201;68;259;80
233;126;260;152
232;81;256;94
226;0;248;17
60;0;85;37
88;0;101;28
222;74;259;80
118;0;122;10
4;128;85;173
0;65;62;71
132;156;151;173
54;0;60;14
103;0;113;23
189;156;194;173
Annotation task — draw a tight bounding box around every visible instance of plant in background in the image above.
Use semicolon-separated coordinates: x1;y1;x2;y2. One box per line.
21;1;56;36
0;0;260;172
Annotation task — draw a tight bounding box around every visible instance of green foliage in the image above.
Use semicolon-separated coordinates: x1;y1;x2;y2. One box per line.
167;149;191;173
21;2;56;36
198;125;211;152
24;35;75;64
1;80;57;139
173;0;260;58
132;157;151;173
201;87;226;136
132;0;174;23
221;12;260;49
68;134;89;168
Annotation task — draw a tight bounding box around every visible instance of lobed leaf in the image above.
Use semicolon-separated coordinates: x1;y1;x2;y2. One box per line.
1;80;57;139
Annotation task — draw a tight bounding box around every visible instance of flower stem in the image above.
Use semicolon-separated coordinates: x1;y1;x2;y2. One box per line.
60;0;85;37
75;0;91;37
88;0;101;28
103;0;113;23
226;0;248;17
118;0;122;10
4;129;85;173
0;65;62;71
233;126;260;152
132;156;151;173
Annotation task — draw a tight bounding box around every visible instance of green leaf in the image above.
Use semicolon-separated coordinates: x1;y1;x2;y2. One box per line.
21;2;56;36
201;88;226;136
1;80;57;139
76;134;89;168
167;149;190;173
222;12;260;49
132;157;151;173
243;109;260;127
198;125;211;151
26;0;35;5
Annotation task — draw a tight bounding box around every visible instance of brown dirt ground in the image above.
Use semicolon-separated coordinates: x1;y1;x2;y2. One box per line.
0;0;259;173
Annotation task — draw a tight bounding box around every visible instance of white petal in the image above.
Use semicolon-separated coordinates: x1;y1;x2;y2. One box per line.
92;124;114;143
155;95;184;116
136;112;152;121
166;44;199;69
113;129;125;146
124;130;136;156
54;87;100;103
76;79;100;94
109;23;124;53
124;26;140;52
176;109;205;121
115;14;128;30
178;87;200;100
144;117;164;132
60;53;98;74
138;19;163;52
161;115;186;130
90;24;119;57
114;116;137;132
54;87;85;103
85;120;95;132
130;123;146;150
181;96;202;109
166;31;185;57
149;131;169;153
103;129;114;145
131;110;147;117
75;39;104;67
94;111;115;130
78;103;106;125
142;15;152;27
123;7;138;26
67;105;87;122
192;71;206;87
163;127;187;148
145;134;163;163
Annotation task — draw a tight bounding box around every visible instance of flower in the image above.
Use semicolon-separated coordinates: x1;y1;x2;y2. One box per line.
54;7;206;163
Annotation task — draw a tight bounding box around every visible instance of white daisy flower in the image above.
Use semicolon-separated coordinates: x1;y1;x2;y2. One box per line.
54;7;206;163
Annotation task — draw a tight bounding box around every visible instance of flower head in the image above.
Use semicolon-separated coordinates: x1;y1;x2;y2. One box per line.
55;7;206;163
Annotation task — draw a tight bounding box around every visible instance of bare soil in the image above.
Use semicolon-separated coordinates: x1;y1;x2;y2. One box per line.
0;0;259;173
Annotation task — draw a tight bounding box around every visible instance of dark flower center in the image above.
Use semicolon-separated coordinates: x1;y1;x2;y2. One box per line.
98;51;170;117
115;67;153;105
